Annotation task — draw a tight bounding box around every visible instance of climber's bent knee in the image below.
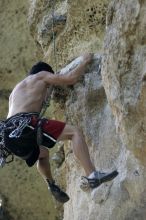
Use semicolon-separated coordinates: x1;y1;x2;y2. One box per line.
57;124;82;141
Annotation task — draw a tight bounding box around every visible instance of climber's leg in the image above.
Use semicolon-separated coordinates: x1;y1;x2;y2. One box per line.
58;125;118;191
37;146;69;203
37;146;53;182
57;124;96;176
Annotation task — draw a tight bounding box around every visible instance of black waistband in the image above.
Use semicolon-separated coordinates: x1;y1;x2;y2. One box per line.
6;112;39;123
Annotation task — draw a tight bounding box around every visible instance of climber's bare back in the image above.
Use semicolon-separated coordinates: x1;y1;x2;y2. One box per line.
7;68;77;119
7;73;49;118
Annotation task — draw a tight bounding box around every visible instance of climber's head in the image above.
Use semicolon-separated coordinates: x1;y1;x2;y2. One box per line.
28;61;54;75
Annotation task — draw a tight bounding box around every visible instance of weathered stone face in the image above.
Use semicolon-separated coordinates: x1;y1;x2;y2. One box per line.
59;55;121;220
28;0;146;220
102;0;146;219
1;0;146;219
103;0;146;166
28;0;109;67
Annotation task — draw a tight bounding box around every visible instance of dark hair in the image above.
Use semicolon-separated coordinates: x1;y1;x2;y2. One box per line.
28;61;54;75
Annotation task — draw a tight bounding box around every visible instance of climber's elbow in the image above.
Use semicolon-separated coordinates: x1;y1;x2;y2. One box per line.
58;74;77;85
67;75;79;85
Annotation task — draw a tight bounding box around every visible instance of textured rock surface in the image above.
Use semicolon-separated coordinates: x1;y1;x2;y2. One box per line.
28;0;146;219
102;0;146;164
1;0;146;219
28;0;109;68
58;55;121;220
101;0;146;219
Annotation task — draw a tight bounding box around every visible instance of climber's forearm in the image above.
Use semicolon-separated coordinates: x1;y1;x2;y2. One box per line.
42;53;93;86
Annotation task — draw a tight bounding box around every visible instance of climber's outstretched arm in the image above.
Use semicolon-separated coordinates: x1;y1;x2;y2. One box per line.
39;53;93;86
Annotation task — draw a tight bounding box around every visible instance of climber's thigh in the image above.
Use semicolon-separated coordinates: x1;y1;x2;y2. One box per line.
57;124;77;141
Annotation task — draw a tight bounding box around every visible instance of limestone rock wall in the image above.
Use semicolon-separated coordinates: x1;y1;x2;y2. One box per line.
101;0;146;219
28;0;109;68
1;0;146;220
57;55;121;220
102;0;146;165
14;0;146;219
28;0;146;220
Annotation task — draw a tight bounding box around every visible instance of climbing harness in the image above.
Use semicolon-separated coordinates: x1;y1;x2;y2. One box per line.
8;115;31;138
0;121;14;167
39;86;54;118
0;114;35;167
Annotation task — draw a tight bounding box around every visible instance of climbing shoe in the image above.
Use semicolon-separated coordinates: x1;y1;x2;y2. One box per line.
48;180;70;203
80;170;118;191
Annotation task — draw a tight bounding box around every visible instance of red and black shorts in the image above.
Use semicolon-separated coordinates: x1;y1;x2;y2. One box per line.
30;115;66;148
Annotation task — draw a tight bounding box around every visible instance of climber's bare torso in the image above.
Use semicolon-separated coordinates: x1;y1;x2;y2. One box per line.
7;53;93;119
7;74;49;118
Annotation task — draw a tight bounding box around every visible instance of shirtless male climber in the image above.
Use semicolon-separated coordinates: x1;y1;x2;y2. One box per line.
3;53;118;203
